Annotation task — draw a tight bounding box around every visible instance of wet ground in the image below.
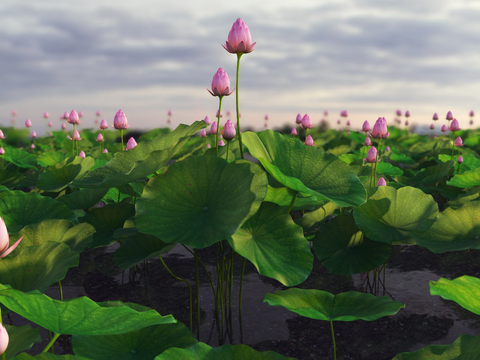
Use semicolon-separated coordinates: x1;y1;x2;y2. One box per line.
15;243;480;359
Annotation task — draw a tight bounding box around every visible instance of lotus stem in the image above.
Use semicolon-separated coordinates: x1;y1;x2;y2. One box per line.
215;96;224;157
235;53;245;160
287;191;298;214
330;321;337;360
120;129;124;151
194;249;201;339
42;333;61;353
58;281;63;300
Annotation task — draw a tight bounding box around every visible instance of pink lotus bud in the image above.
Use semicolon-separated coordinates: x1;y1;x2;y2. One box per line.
346;120;351;126
30;144;35;149
167;119;171;124
204;116;211;125
295;113;302;125
103;148;108;153
449;119;461;132
73;129;81;141
405;110;410;118
372;117;389;139
291;128;298;136
43;111;49;119
301;114;313;129
0;130;4;140
454;136;464;147
208;68;234;97
362;120;371;132
470;119;474;125
405;120;409;126
223;18;256;54
337;119;341;125
68;110;80;125
324;110;329;116
78;111;84;118
0;148;4;156
79;151;86;158
216;110;223;118
11;110;17;117
200;129;207;138
96;133;104;142
25;119;32;128
377;177;387;186
264;114;269;121
61;123;66;130
168;110;172;116
306;135;314;146
218;139;226;146
441;124;448;132
126;137;137;150
100;119;108;129
210;122;218;135
365;146;378;163
96;110;102;117
340;110;348;117
430;124;434;130
48;121;53;127
385;146;390;151
206;144;211;149
458;155;464;164
433;113;439;121
446;111;453;121
365;137;372;146
112;110;130;130
396;109;402;117
0;324;8;354
31;131;37;138
222;120;236;141
470;110;475;117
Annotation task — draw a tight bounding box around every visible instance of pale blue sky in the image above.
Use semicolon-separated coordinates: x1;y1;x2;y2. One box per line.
1;0;479;134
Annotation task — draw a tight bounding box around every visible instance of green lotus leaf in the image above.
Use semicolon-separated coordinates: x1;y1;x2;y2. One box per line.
72;322;197;360
376;162;403;177
447;167;480;188
0;191;77;233
4;324;41;360
389;153;415;165
295;201;339;231
37;151;68;167
0;286;176;336
408;161;454;186
14;354;91;360
154;342;296;360
409;138;449;158
264;186;322;210
228;202;313;286
313;214;391;275
136;156;267;249
353;186;438;244
430;276;480;316
242;130;366;207
2;147;37;169
73;121;205;188
58;187;108;210
264;288;405;321
37;156;95;192
412;201;480;253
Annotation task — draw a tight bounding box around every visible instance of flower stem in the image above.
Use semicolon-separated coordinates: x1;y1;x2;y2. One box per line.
287;191;298;214
235;53;245;160
330;321;337;360
41;333;61;353
215;96;224;157
120;129;124;151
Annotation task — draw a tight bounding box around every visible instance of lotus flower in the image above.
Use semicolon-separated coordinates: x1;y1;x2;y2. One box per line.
405;110;410;118
433;113;439;121
470;110;475;117
377;177;387;186
441;124;448;132
112;110;130;130
61;123;66;130
96;133;104;142
458;156;464;164
430;124;434;130
48;121;53;127
364;146;379;163
301;114;313;129
306;135;314;146
340;110;348;117
68;110;80;125
0;148;4;155
200;129;207;138
96;110;102;117
0;324;8;354
208;68;234;97
43;111;49;119
0;217;23;258
396;110;402;117
223;18;256;54
362;120;371;132
204;116;211;125
371;117;389;139
222;120;236;141
446;111;453;121
291;128;298;136
449;119;461;132
295;113;302;125
210;122;218;135
25;119;32;128
79;151;86;158
455;137;464;147
365;137;372;146
126;137;137;150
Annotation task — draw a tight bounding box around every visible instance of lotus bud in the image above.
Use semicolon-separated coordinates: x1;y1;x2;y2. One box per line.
264;122;268;128
295;113;302;125
68;110;80;125
306;135;314;146
346;120;351;126
61;123;66;130
126;137;137;150
291;128;298;136
62;111;69;120
96;110;102;117
458;155;464;164
405;120;409;126
206;144;211;149
470;110;475;117
78;111;84;118
31;131;37;138
73;130;81;141
222;120;236;141
218;139;225;146
208;68;234;97
441;124;448;132
340;110;348;117
430;124;434;130
0;324;8;354
48;121;53;127
25;119;32;128
112;110;130;130
365;146;379;163
301;114;313;129
372;117;389;139
216;110;223;118
385;146;390;151
449;119;461;132
365;137;372;146
96;133;104;142
11;110;16;117
337;119;341;125
405;110;410;118
43;111;49;119
100;119;108;129
168;110;172;117
264;114;269;120
200;129;207;138
433;113;439;121
210;122;218;135
204;116;211;125
79;151;86;158
396;110;402;117
0;130;4;140
103;148;108;153
0;148;4;155
454;137;464;147
470;120;474;125
361;120;370;133
223;18;256;54
377;177;387;186
446;111;453;121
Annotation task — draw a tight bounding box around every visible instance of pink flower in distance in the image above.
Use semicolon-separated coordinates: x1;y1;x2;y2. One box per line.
223;18;256;54
470;119;474;125
306;135;314;146
337;119;341;125
0;130;4;140
78;111;84;118
346;120;351;126
455;137;464;147
112;110;130;130
30;144;35;149
216;110;223;118
200;129;207;138
11;110;17;117
48;121;53;127
365;137;372;146
103;148;108;153
43;111;49;119
62;111;69;120
73;129;81;141
372;117;389;139
126;137;137;150
100;119;108;129
206;144;211;149
385;146;390;151
31;131;37;138
218;139;226;146
264;114;269;120
0;217;23;258
405;120;409;126
377;177;387;186
405;110;410;118
168;110;172;116
222;120;236;141
441;124;448;132
61;123;66;130
470;110;475;117
96;133;104;142
208;68;234;97
433;113;439;121
291;128;298;136
210;122;218;135
396;109;402;117
68;110;80;125
324;110;329;116
449;119;460;131
204;116;211;125
301;114;313;129
446;111;453;121
79;151;86;158
365;146;379;163
295;113;302;125
458;155;464;164
0;148;4;156
340;110;348;117
362;120;371;132
25;119;32;128
96;110;102;117
0;324;8;354
430;124;434;130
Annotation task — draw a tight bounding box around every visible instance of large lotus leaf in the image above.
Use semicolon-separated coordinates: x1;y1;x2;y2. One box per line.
0;242;78;292
37;156;95;192
430;276;480;316
2;147;37;169
242;130;366;207
264;288;405;322
154;342;296;360
376;162;403;177
228;202;313;286
313;214;391;275
5;324;41;360
14;354;90;360
72;322;197;360
79;203;135;248
58;187;108;210
264;186;322;210
412;202;480;253
13;220;94;253
295;201;339;231
393;334;480;359
73;121;205;188
353;186;438;244
447;168;480;188
409;138;450;158
0;191;77;233
113;232;175;270
136;156;267;249
37;151;68;167
389;153;415;165
0;286;176;335
408;161;454;186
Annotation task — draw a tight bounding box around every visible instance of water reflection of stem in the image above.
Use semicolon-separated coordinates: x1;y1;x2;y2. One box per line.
158;255;193;331
330;320;337;360
42;333;61;353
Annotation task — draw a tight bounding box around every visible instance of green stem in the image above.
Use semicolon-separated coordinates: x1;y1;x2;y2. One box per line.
41;333;61;353
194;249;200;339
330;321;337;360
239;257;246;318
72;124;76;157
120;129;124;151
215;97;224;157
287;191;298;214
158;255;193;331
58;281;63;300
225;141;230;161
181;245;216;296
235;53;245;160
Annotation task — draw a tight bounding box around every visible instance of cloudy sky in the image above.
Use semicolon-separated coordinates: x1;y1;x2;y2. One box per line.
1;0;480;134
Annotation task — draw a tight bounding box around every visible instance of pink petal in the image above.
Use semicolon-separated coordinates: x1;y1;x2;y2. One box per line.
0;236;23;258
